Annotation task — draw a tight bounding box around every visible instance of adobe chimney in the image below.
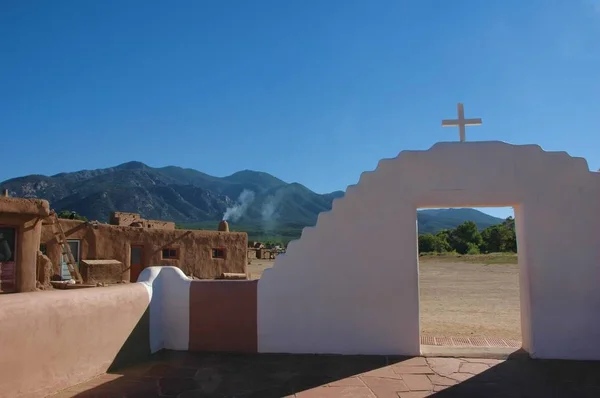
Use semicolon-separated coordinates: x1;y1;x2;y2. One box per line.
218;220;229;232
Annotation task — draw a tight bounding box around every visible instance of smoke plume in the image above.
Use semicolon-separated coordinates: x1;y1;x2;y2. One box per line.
222;189;255;222
261;193;282;232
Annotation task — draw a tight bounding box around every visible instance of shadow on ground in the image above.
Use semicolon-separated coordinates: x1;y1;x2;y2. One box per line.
57;350;600;397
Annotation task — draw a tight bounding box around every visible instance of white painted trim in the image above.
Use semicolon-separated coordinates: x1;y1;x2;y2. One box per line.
138;266;191;353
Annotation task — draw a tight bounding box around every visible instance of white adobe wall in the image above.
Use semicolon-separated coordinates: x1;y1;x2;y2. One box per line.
138;266;191;353
257;141;600;360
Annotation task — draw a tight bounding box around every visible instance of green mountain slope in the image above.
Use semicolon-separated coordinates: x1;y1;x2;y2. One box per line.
418;208;504;234
1;162;504;238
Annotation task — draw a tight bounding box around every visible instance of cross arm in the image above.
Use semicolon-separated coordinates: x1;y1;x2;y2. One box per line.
441;118;482;126
463;118;482;125
441;119;459;126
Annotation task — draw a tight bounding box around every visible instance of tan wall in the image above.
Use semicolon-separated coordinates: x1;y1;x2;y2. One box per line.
80;260;124;284
0;197;50;216
41;220;248;280
109;211;175;230
0;213;43;293
146;220;176;230
0;284;151;398
109;211;141;226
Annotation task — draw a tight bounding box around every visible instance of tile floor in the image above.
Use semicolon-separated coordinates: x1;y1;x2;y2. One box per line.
50;350;600;397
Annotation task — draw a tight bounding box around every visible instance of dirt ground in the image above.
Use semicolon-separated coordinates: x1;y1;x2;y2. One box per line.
248;257;521;341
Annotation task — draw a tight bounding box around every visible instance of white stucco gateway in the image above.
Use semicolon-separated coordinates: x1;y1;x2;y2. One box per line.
257;141;600;360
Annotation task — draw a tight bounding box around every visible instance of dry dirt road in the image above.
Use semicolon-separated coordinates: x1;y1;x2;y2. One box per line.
248;258;521;341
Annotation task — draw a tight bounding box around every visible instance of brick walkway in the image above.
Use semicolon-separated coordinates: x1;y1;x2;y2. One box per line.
50;351;600;397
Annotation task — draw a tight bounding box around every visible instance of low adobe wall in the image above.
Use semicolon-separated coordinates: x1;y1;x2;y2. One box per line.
0;285;151;398
189;279;258;352
0;266;258;397
137;267;258;353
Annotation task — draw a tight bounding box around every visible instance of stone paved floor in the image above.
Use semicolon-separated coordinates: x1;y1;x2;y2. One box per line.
50;351;600;397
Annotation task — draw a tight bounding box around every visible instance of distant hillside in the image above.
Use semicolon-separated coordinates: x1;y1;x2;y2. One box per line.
418;208;504;234
0;162;343;227
1;162;504;239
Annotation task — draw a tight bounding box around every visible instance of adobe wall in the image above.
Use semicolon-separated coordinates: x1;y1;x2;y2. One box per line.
137;266;258;354
41;221;248;281
0;284;151;398
109;211;176;230
109;211;141;226
189;279;258;353
0;197;49;293
146;219;176;229
0;197;49;216
258;141;600;360
80;259;124;284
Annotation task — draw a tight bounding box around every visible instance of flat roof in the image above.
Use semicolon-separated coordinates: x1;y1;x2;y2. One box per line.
0;196;50;217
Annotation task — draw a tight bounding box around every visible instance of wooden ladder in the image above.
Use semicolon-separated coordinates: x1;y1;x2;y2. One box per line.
49;211;83;283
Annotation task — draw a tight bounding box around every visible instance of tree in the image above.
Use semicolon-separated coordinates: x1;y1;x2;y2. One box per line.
448;221;482;254
57;210;88;222
466;242;481;254
419;234;437;253
480;217;517;253
434;230;452;252
419;217;517;255
418;233;451;253
502;217;517;252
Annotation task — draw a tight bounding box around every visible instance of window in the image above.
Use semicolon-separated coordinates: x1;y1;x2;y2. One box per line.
40;244;47;255
131;246;142;265
212;248;226;259
67;240;80;263
162;248;178;259
0;227;16;262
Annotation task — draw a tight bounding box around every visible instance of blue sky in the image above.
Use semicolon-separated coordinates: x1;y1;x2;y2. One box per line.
1;0;599;219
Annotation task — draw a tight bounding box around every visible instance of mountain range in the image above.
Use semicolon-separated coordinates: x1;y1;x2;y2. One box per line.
0;161;504;236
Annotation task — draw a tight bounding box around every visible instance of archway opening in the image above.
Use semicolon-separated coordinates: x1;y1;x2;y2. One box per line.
416;206;522;351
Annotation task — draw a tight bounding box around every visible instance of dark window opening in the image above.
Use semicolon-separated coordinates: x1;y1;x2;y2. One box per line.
162;248;178;259
40;244;47;255
0;227;16;262
212;248;225;259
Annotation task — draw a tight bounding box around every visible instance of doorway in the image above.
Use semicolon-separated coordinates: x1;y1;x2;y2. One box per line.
61;240;80;280
0;226;17;293
130;245;144;282
417;206;522;350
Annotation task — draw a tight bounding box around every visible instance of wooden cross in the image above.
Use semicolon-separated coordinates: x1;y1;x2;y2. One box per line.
441;103;482;142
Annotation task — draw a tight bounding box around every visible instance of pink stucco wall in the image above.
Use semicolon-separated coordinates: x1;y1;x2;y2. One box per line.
0;285;150;398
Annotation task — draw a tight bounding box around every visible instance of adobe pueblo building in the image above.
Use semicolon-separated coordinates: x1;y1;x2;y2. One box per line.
0;189;248;291
0;191;50;293
39;212;247;283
